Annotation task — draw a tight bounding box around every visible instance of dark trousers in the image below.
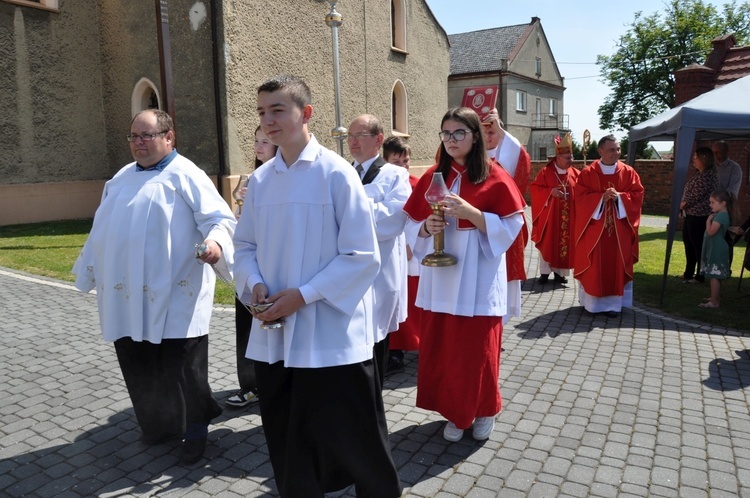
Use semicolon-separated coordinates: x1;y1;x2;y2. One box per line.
234;297;257;392
372;333;390;388
255;360;402;498
683;214;708;281
114;335;222;440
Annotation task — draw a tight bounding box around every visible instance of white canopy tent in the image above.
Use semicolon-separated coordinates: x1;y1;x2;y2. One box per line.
627;75;750;302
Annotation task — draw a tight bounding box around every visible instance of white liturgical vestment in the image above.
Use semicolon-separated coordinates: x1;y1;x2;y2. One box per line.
73;154;236;343
362;160;410;343
233;136;381;368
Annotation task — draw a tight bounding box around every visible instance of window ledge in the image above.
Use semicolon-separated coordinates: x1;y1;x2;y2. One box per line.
391;130;410;138
1;0;59;12
390;47;409;56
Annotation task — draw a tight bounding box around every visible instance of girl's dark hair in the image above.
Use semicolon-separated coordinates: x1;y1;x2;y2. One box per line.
695;147;715;169
710;189;741;225
437;107;489;184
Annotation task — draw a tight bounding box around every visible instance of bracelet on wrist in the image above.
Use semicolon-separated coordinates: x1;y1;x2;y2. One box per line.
423;223;431;236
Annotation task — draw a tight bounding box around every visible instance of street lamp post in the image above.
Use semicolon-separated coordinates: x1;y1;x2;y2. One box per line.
325;1;347;156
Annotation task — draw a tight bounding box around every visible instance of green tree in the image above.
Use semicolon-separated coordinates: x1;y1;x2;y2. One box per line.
572;139;600;161
620;137;651;159
597;0;750;132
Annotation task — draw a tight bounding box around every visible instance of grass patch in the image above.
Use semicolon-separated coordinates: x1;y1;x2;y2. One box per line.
635;226;749;331
0;219;92;282
1;220;749;328
0;219;236;305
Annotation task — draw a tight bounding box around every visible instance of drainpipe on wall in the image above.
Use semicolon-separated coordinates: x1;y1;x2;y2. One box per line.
155;0;176;124
209;0;227;194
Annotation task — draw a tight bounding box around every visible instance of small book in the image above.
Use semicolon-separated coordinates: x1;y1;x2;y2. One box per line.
461;86;499;120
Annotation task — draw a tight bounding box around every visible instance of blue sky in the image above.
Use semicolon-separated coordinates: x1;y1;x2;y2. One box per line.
424;0;725;145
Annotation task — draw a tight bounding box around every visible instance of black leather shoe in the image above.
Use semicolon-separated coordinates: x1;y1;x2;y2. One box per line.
538;274;549;283
606;311;619;318
553;273;568;284
181;437;207;464
385;357;405;376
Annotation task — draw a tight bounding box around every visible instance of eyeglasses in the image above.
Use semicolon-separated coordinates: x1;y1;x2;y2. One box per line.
126;131;167;142
438;129;471;142
345;133;376;141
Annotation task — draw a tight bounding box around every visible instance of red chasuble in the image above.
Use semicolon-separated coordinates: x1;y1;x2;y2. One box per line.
530;160;580;270
404;161;526;231
512;146;532;196
573;161;643;297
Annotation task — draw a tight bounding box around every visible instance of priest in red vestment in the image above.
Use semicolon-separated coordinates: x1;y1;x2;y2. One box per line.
573;135;644;317
530;132;580;284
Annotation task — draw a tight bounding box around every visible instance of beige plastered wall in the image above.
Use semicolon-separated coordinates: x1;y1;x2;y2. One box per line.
220;0;450;179
1;0;449;225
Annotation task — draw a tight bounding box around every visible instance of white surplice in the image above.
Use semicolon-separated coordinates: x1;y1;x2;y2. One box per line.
72;154;236;343
404;177;524;317
487;130;523;179
363;160;411;342
233;136;381;368
487;130;525;322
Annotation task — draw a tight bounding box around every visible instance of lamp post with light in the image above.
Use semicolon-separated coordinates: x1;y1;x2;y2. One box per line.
325;0;347;156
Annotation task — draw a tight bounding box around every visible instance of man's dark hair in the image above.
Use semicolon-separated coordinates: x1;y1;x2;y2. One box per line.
131;109;174;132
257;75;312;110
598;134;618;149
383;136;411;158
361;114;384;135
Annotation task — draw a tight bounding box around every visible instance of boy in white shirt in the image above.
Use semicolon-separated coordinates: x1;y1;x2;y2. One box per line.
233;75;401;497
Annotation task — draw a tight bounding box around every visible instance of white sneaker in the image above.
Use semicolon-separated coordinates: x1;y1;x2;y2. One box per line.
472;416;495;440
443;421;464;442
225;389;259;408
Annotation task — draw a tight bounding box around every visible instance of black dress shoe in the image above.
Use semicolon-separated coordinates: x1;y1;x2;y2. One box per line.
605;311;619;318
553;273;568;284
538;274;549;283
181;437;207;464
385;357;405;376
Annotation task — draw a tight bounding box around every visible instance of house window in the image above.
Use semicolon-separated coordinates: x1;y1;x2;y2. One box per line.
391;0;407;53
132;78;162;117
391;80;408;135
535;58;542;77
549;99;557;116
516;91;527;112
539;147;547;160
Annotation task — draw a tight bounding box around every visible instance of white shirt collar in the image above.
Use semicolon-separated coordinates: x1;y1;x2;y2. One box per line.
356;155;379;177
599;161;617;174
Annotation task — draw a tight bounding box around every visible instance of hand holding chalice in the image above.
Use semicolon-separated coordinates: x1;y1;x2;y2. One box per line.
421;172;457;267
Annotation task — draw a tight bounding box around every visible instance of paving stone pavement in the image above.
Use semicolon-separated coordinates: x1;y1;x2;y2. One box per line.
2;214;750;497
